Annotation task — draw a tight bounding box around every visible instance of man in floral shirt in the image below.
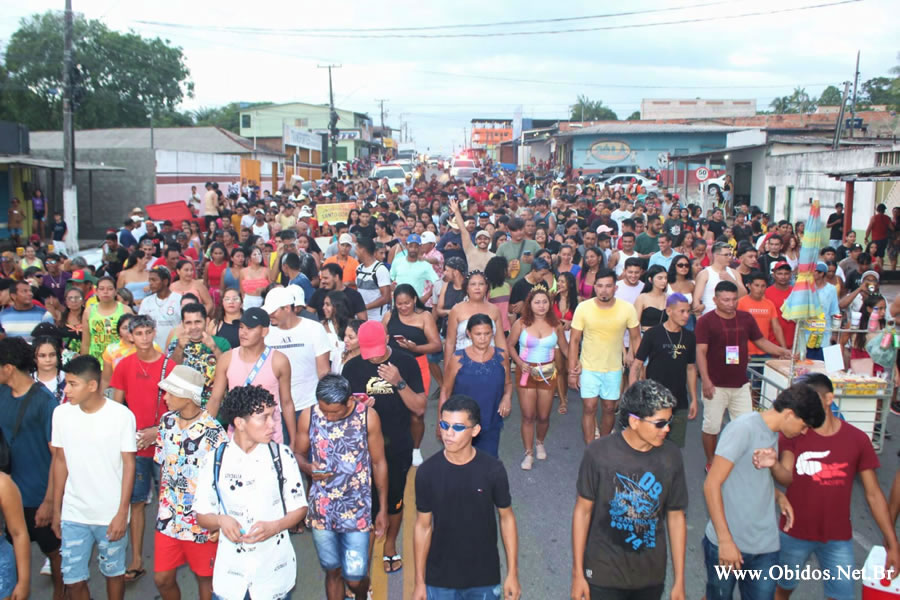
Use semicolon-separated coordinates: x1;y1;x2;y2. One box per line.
153;365;227;599
295;375;389;600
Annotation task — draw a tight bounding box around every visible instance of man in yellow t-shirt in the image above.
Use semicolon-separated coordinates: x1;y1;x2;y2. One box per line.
568;268;640;443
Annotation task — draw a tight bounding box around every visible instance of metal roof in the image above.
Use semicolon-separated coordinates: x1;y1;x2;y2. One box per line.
558;123;741;137
668;144;764;162
29;126;283;155
0;155;125;171
826;164;900;182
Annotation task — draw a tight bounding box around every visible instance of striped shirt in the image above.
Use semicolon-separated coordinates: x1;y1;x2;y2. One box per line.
0;306;55;342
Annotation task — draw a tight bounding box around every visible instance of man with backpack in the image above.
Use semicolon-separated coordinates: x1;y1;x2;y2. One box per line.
195;385;307;600
0;337;64;599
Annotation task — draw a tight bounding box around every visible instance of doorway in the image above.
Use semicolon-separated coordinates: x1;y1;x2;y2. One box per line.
734;162;752;207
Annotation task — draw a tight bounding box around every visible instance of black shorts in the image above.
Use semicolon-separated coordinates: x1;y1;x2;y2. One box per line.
6;506;62;554
33;210;45;221
372;451;412;516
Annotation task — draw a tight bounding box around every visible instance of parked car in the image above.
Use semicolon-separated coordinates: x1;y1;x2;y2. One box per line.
371;166;407;190
450;159;477;178
602;174;659;192
706;174;727;198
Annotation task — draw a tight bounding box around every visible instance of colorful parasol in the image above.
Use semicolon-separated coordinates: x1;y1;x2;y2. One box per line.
781;198;826;322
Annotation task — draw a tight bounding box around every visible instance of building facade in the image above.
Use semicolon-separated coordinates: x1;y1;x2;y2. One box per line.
640;99;757;120
238;102;376;161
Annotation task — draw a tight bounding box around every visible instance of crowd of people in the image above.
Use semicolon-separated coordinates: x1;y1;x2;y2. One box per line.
0;161;900;600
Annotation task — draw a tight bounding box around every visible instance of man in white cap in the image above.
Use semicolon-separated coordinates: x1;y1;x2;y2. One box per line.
153;365;227;600
262;286;331;417
420;231;444;308
324;233;360;289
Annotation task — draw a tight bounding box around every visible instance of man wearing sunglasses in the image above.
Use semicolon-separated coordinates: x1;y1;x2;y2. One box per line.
571;380;688;600
413;394;520;600
629;294;698;448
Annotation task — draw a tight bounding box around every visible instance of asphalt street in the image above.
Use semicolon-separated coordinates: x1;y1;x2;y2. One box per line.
28;381;900;599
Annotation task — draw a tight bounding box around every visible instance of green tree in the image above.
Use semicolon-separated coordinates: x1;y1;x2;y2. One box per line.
858;76;900;109
818;85;844;106
769;96;791;114
1;11;193;130
626;110;641;120
570;95;618;121
193;102;271;133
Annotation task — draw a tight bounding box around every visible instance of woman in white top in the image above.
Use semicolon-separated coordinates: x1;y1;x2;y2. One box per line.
321;290;351;374
33;335;66;404
692;241;746;316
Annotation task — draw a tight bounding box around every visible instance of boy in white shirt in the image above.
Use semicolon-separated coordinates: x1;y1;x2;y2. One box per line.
51;355;136;600
195;385;308;600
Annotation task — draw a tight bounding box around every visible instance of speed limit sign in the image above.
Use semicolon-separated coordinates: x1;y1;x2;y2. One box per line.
695;167;710;181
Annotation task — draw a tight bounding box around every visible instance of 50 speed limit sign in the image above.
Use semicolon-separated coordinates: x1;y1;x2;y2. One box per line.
695;167;710;181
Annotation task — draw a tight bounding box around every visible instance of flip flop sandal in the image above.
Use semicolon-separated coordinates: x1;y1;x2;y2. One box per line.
124;568;146;583
383;554;402;573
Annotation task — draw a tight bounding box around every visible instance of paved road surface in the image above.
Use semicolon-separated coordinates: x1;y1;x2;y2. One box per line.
29;288;900;599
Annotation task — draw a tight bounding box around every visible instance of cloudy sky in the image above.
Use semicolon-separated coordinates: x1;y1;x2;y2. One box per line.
2;0;897;154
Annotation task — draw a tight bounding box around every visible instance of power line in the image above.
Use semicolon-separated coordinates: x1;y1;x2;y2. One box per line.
138;0;862;39
137;0;733;34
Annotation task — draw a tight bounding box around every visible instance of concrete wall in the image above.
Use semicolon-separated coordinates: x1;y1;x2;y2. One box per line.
572;132;729;173
765;147;889;228
641;98;756;120
155;150;242;204
32;147;155;239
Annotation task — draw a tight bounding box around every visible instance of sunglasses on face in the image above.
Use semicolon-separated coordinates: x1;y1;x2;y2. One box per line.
438;420;475;432
676;262;690;268
629;413;673;429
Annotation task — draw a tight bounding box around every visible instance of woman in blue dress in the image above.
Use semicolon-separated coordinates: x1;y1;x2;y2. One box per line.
439;313;512;457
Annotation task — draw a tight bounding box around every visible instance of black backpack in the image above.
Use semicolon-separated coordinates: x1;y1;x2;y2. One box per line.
0;384;41;474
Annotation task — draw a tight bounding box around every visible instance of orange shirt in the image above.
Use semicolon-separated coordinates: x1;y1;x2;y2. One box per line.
323;254;359;287
738;295;778;355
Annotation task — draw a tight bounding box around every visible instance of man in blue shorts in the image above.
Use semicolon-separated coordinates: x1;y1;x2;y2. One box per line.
568;268;640;442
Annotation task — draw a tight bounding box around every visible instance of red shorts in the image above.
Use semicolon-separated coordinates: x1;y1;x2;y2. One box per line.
153;531;217;576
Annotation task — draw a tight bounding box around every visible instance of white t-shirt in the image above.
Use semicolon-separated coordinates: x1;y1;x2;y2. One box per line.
194;442;306;600
51;400;136;525
139;292;183;349
240;215;255;229
265;319;331;411
356;260;392;321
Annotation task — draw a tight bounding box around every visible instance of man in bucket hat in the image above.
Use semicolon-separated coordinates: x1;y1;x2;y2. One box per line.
153;365;227;600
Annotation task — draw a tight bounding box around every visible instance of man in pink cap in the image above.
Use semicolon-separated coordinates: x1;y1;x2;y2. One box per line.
341;321;425;574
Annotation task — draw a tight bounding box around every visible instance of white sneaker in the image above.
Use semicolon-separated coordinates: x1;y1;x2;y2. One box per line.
40;557;51;576
412;448;424;467
520;452;534;470
535;442;547;460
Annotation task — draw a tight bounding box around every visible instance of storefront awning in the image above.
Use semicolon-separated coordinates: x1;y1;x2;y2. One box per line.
0;155;125;171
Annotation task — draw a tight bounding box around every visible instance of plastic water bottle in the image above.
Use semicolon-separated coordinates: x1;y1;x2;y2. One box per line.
869;308;881;333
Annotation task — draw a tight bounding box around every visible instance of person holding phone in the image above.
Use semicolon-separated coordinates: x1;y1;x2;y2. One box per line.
295;375;389;600
383;285;441;467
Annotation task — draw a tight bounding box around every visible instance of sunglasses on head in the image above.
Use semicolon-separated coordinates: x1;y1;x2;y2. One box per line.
438;420;475;432
629;413;673;429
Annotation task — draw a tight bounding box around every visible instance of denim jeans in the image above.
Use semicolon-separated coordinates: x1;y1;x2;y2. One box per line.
776;532;855;600
426;584;501;599
703;535;778;600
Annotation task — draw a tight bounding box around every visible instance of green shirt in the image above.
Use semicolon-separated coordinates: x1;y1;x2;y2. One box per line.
634;232;660;256
496;239;541;285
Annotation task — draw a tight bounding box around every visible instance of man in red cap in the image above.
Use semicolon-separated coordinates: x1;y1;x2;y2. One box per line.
765;261;796;348
341;320;425;574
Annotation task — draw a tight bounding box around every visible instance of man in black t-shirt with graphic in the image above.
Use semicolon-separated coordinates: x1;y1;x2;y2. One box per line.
630;294;697;448
571;380;688;600
342;320;425;575
413;394;520;600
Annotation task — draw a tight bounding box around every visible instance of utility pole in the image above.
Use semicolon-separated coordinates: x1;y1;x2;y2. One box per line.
318;64;342;175
849;50;860;138
62;0;79;252
375;98;388;129
832;81;851;150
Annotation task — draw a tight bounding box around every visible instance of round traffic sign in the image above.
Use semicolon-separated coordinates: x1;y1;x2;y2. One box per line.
695;167;710;181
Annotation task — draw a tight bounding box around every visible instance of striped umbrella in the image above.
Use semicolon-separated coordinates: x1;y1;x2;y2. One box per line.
782;198;826;322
